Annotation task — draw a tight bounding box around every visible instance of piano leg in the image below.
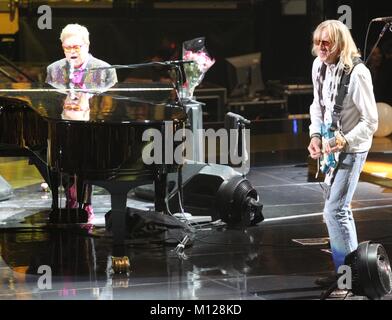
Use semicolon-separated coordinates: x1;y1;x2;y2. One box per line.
91;181;140;245
91;174;169;275
110;192;128;246
48;168;59;210
22;149;61;211
27;151;50;183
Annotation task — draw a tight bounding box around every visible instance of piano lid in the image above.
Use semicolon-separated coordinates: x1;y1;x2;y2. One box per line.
0;82;186;124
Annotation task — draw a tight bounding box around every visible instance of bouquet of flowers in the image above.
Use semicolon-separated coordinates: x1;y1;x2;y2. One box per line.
181;37;215;100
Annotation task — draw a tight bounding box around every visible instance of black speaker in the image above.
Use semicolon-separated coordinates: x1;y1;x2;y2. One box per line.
345;241;392;300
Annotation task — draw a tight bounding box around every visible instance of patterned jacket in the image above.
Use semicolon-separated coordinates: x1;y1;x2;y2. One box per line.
45;54;117;89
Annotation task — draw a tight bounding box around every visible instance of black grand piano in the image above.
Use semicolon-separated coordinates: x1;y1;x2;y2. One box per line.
0;83;187;247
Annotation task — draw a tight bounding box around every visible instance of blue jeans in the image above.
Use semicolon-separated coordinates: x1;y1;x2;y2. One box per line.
323;151;368;271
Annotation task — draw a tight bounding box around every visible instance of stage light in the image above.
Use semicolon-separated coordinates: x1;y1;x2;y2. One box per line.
216;176;264;227
344;241;392;300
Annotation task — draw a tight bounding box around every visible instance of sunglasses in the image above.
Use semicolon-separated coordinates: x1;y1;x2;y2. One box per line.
62;44;85;53
63;103;83;111
314;39;331;47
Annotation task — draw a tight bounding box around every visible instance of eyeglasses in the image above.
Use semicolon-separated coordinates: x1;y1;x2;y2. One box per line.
314;39;331;47
62;44;84;53
64;104;83;111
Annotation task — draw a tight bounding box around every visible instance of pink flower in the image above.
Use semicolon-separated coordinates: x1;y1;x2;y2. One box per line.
181;49;215;98
183;50;215;73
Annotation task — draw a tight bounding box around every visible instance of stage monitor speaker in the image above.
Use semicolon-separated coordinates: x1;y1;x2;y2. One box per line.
0;175;13;201
345;241;392;300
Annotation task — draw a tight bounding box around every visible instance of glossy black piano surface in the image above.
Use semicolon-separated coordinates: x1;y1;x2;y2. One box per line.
0;83;186;180
0;83;187;243
0;82;184;123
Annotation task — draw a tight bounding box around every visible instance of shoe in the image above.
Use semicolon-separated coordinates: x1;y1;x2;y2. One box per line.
83;204;95;223
80;223;94;234
320;288;350;300
329;289;350;298
315;273;339;288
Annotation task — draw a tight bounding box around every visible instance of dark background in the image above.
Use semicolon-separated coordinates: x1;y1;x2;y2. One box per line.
2;0;392;88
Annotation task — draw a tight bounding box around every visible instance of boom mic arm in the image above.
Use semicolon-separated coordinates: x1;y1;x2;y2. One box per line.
372;16;392;22
86;60;195;72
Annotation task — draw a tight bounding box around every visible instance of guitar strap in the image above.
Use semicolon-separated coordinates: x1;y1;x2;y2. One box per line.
330;57;363;131
316;57;362;184
317;63;327;119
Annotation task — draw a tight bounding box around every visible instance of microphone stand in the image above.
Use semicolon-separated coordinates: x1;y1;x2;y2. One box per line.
365;21;392;65
167;64;188;224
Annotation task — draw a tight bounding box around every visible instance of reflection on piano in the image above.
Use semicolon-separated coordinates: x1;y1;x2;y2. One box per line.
61;91;92;121
0;83;186;246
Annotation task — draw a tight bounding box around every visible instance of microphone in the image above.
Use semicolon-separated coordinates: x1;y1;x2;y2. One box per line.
226;112;251;125
372;16;392;22
69;59;75;80
163;60;195;66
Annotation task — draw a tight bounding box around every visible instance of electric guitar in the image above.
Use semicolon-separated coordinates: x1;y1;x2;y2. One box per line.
319;123;346;176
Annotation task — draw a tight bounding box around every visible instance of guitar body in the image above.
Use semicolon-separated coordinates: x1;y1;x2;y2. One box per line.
320;123;339;175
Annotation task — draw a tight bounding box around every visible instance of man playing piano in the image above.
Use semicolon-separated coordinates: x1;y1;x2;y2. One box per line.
46;23;117;89
46;23;118;221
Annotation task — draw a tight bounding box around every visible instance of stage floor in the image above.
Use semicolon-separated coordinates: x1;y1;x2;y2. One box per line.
1;160;392;300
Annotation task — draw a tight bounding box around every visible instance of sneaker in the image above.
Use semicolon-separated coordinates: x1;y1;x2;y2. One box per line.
80;223;94;234
83;204;95;223
315;273;339;288
329;289;350;299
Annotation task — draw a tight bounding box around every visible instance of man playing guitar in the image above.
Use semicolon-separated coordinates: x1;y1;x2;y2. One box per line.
307;20;378;289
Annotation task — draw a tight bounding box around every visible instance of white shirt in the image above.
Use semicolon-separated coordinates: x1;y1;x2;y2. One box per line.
309;57;378;153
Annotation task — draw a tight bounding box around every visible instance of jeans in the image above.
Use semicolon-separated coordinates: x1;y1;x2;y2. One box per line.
323;151;368;271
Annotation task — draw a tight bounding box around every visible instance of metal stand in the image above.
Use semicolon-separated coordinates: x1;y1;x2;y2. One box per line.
365;22;392;65
184;101;205;163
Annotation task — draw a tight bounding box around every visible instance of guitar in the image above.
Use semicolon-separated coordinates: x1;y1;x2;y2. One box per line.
319;123;346;177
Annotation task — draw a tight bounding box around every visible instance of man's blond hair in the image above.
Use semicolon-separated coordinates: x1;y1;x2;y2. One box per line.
60;23;90;45
312;20;360;73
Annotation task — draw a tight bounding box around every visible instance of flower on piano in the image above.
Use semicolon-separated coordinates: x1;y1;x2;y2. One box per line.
181;49;215;100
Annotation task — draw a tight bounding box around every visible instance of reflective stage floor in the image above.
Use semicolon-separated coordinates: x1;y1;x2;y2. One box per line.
1;159;392;301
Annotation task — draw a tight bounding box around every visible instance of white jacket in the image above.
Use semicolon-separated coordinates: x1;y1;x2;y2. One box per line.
309;57;378;153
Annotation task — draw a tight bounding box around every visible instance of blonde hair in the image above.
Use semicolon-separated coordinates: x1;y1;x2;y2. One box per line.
60;23;90;45
312;20;360;73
